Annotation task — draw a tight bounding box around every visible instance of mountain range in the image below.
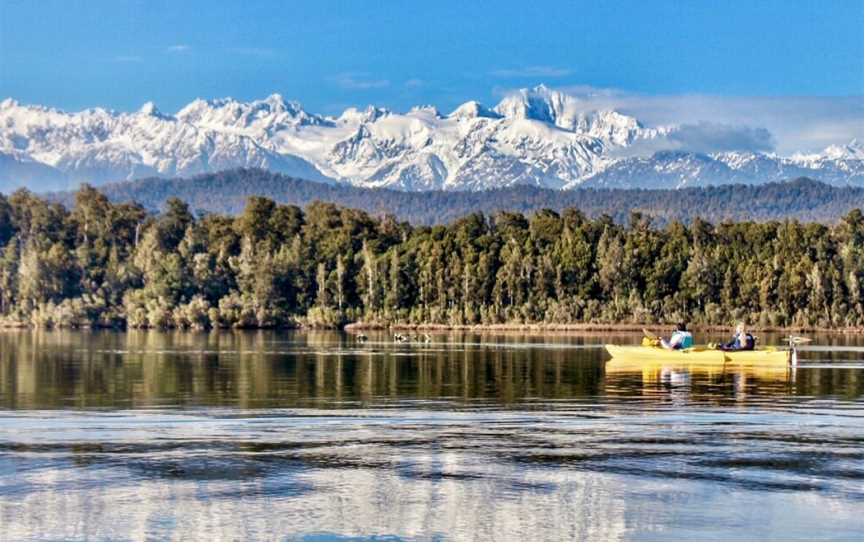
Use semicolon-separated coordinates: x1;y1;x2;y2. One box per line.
2;85;863;193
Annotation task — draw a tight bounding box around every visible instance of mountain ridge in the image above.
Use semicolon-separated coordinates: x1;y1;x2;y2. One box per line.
41;168;864;227
1;87;862;193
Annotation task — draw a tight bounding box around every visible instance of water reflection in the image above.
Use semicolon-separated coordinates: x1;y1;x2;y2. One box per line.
604;358;799;404
1;330;863;541
1;330;862;410
1;330;609;409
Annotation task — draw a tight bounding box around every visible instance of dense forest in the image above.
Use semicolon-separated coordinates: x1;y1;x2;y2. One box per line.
49;169;864;225
2;185;864;330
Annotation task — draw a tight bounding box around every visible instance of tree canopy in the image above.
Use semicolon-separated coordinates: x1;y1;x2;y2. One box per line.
2;185;863;330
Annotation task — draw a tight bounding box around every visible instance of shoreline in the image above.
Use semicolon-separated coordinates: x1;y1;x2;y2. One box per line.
346;321;864;334
2;319;862;334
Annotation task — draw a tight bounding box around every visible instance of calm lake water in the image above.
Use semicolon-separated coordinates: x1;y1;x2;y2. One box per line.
1;330;863;542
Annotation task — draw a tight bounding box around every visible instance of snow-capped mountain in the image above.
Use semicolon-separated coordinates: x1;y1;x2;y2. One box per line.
0;96;329;192
0;87;861;193
576;147;864;190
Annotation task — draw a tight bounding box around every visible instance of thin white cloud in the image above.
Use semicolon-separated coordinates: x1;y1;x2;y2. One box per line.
611;122;776;158
332;73;390;90
604;94;863;155
166;44;190;53
405;78;425;89
556;84;627;98
491;66;572;78
671;122;774;153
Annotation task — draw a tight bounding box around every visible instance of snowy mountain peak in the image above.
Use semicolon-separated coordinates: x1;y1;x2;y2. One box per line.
175;98;222;121
408;105;442;118
492;86;651;146
137;101;165;117
823;139;864;161
254;93;307;117
263;92;285;105
494;84;572;125
448;101;500;119
175;94;328;130
791;139;864;165
338;105;391;124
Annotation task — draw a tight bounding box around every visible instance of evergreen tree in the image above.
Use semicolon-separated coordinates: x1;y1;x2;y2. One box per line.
0;186;862;329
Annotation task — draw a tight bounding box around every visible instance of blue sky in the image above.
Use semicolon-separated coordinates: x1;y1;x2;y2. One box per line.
1;0;862;152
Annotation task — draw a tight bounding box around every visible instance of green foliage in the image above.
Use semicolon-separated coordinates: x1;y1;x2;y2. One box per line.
1;186;863;329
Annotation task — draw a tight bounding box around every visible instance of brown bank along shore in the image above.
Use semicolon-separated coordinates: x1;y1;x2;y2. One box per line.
2;318;862;334
343;321;864;334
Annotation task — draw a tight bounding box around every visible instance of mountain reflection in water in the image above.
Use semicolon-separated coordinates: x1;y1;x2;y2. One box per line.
0;330;862;542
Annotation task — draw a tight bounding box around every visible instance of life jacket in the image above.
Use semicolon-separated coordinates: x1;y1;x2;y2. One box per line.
672;331;694;349
722;332;755;351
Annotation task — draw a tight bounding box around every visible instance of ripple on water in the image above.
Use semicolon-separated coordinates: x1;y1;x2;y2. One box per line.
1;330;864;541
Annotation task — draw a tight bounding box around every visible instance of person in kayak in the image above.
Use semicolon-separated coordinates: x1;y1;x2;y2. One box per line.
719;322;755;351
661;323;694;350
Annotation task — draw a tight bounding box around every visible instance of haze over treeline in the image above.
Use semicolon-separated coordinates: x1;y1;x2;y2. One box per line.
48;169;864;226
2;184;863;330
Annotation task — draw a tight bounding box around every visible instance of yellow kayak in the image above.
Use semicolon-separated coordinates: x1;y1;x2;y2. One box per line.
604;344;791;366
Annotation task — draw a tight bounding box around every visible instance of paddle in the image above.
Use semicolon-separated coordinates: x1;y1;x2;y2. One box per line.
641;328;665;348
785;336;811;368
642;328;661;340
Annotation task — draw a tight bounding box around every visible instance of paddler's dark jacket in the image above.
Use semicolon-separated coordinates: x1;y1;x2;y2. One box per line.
721;333;755;351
